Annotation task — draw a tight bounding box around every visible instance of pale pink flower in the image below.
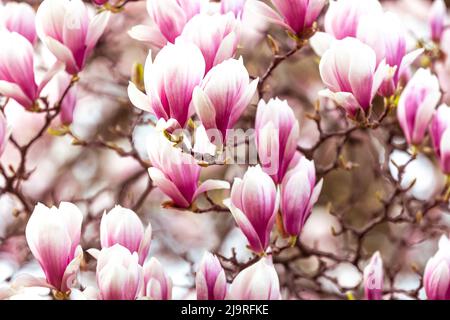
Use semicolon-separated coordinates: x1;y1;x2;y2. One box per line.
223;165;278;254
36;0;110;75
143;257;172;300
0;112;10;157
179;13;239;72
255;98;300;183
196;252;227;300
128;41;206;128
45;72;77;125
147;123;230;208
319;37;388;117
96;244;143;300
357;12;423;97
430;105;450;174
397;68;442;146
280;157;323;238
424;235;450;300
363;251;384;300
100;206;152;265
0;2;36;44
247;0;326;36
324;0;383;40
228;257;281;300
220;0;246;18
0;31;61;109
193;58;258;142
25;202;84;293
430;0;447;43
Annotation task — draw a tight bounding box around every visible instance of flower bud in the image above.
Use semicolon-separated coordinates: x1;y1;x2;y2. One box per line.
100;206;152;265
196;252;227;300
255;98;300;183
280;157;323;239
397;68;441;146
25;202;84;293
193;58;257;142
228;257;280;300
223;165;278;254
96;244;143;300
424;235;450;300
143;257;172;300
430;0;447;43
430;105;450;175
363;251;384;300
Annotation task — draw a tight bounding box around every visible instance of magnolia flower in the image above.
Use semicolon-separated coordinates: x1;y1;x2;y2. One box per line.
430;105;450;175
128;41;205;128
363;251;384;300
0;2;36;44
193;58;258;142
319;37;388;117
397;68;441;146
196;252;227;300
100;206;152;265
129;0;207;46
424;235;450;300
280;157;323;239
324;0;383;40
45;72;77;125
248;0;326;36
36;0;110;75
179;13;239;73
147;123;229;208
143;257;172;300
0;113;10;157
96;244;143;300
357;12;423;97
228;257;280;300
430;0;447;43
255;98;300;183
223;165;278;254
25;202;83;293
0;31;61;110
220;0;246;18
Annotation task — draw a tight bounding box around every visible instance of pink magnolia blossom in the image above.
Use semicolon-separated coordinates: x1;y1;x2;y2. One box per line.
36;0;110;75
143;257;172;300
397;68;441;146
223;165;278;254
0;31;61;110
196;252;227;300
100;206;152;265
96;244;143;300
220;0;246;18
280;157;323;239
228;257;281;300
430;0;447;43
193;58;258;142
92;0;109;5
248;0;326;36
0;113;9;157
319;37;388;117
255;98;300;183
0;2;36;44
128;41;206;128
357;12;423;97
25;202;84;293
424;235;450;300
324;0;383;40
147;123;230;208
179;13;239;73
363;251;384;300
430;105;450;175
129;0;207;46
